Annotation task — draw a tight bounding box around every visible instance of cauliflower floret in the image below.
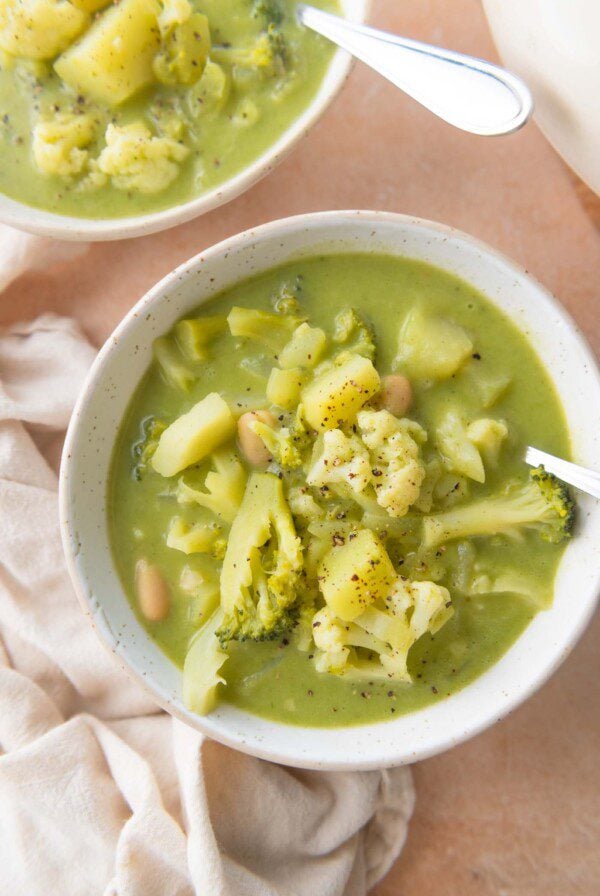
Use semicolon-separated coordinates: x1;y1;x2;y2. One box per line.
97;121;189;193
387;578;453;640
32;113;96;177
311;606;351;672
76;157;108;192
166;516;226;559
287;486;324;523
305;411;426;518
332;307;376;361
466;418;508;467
357;409;427;518
311;577;453;682
176;449;247;524
306;429;371;495
435;410;485;482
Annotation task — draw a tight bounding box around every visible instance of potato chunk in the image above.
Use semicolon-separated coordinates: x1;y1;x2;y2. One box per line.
151;393;235;477
279;323;327;370
69;0;110;11
301;353;380;430
0;0;88;59
54;0;161;106
318;530;396;621
395;307;473;380
266;367;305;410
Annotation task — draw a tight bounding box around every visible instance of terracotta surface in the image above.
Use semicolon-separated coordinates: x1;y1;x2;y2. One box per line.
2;1;598;893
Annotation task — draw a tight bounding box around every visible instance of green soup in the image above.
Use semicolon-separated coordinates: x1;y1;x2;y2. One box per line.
109;254;571;727
0;0;337;218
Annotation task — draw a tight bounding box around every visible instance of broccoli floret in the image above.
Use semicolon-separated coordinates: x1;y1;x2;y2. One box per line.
174;315;227;362
468;568;552;611
176;449;247;524
153;10;211;86
251;404;311;470
252;0;284;25
332;308;376;361
312;577;453;682
422;465;575;550
290;598;317;651
266;22;288;67
271;276;303;315
249;418;303;468
179;564;221;621
166;516;226;559
132;416;167;480
211;25;287;76
182;608;229;715
217;472;303;644
228;306;304;354
153;336;195;392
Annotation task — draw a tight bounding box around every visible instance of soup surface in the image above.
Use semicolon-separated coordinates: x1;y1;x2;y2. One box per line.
0;0;337;218
109;254;572;727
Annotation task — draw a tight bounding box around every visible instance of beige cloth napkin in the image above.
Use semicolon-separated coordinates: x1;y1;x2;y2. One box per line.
0;233;415;896
0;224;88;292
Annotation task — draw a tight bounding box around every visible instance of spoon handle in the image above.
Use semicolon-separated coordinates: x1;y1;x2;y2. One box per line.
525;447;600;500
297;5;533;136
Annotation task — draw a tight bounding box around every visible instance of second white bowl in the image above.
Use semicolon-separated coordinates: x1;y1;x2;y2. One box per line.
0;1;367;241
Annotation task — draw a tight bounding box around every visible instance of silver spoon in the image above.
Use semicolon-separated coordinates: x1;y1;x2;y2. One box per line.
297;5;533;136
525;447;600;500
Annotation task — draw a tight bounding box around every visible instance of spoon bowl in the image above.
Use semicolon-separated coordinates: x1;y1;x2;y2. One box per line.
297;4;533;136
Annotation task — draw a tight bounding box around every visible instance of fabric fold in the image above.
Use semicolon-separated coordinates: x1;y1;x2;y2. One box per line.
0;225;88;294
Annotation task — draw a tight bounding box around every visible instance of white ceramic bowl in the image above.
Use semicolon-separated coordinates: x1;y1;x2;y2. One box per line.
0;1;367;241
59;211;600;770
482;0;600;195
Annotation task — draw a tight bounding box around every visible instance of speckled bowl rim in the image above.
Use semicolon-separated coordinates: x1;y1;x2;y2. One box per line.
59;210;600;770
0;1;368;242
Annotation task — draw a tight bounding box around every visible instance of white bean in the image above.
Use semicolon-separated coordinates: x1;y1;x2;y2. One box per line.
135;559;171;622
379;374;413;417
237;409;276;468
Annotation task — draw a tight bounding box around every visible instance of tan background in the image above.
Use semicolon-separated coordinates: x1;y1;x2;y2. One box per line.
2;1;598;893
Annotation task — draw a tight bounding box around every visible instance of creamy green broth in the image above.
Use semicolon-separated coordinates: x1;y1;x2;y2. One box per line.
0;0;337;218
109;254;570;727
